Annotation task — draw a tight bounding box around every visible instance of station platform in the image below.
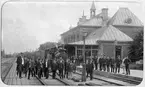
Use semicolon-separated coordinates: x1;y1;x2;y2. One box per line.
77;66;143;78
2;62;42;85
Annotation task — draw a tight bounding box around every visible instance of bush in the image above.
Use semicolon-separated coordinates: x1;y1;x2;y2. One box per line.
129;63;143;70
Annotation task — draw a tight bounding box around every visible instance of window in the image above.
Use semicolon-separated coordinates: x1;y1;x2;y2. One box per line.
73;34;75;42
77;46;83;49
92;46;98;49
124;18;132;24
77;50;82;56
92;50;98;56
77;34;79;41
85;50;91;57
85;46;91;49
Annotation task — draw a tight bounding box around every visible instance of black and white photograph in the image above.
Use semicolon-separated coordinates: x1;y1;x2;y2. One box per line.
1;0;144;86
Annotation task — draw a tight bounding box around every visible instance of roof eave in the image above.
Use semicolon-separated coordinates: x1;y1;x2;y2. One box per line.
60;26;79;36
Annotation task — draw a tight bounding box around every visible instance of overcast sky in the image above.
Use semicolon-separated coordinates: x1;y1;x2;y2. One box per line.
1;0;144;54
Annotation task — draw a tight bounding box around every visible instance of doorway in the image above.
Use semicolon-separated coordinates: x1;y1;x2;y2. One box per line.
115;46;122;58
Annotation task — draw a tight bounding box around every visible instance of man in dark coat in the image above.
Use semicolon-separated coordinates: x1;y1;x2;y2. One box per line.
106;57;110;72
31;59;35;77
124;56;131;75
34;59;38;75
115;56;122;73
111;57;115;73
44;59;50;79
42;59;45;77
24;57;29;77
51;59;58;79
86;59;94;80
28;58;31;79
16;53;24;78
102;56;106;71
38;59;43;79
86;60;89;77
99;57;102;71
64;59;70;78
94;56;98;70
58;58;64;79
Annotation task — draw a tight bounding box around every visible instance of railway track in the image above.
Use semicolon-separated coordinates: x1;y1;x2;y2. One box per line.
35;73;70;86
1;58;16;82
107;73;142;85
74;72;123;86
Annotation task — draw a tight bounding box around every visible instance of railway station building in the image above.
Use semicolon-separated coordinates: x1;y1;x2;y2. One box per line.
60;2;143;59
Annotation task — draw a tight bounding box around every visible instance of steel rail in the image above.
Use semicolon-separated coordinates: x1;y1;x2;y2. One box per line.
74;72;124;86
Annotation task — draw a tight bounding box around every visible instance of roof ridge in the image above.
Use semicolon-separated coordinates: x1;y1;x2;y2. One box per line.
107;8;121;25
108;8;143;26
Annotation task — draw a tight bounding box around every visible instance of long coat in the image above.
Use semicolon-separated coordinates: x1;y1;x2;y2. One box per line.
86;62;94;73
16;56;22;65
51;61;58;71
16;56;23;72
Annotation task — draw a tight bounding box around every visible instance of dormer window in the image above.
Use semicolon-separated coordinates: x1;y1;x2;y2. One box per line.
124;18;132;24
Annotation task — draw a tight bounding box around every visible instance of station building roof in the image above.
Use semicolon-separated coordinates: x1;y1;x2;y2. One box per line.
98;25;133;42
67;25;133;45
108;8;143;27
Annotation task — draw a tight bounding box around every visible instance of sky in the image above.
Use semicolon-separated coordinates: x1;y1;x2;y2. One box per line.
1;0;144;54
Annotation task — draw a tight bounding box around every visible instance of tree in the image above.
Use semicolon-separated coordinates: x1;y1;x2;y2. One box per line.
128;30;143;62
1;49;5;58
38;42;57;51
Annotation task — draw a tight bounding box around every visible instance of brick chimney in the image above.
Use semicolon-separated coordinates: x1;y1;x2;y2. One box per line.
101;8;108;21
77;11;87;25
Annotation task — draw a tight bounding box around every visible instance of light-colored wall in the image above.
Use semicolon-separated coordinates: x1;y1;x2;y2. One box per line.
114;26;143;39
122;45;130;58
103;44;114;57
61;26;98;44
98;42;131;59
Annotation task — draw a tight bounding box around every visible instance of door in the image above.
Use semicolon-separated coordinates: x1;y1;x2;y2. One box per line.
115;46;122;58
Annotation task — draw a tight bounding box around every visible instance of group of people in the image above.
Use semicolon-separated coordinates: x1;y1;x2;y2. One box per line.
16;53;77;80
16;52;131;81
93;55;131;75
16;53;38;79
